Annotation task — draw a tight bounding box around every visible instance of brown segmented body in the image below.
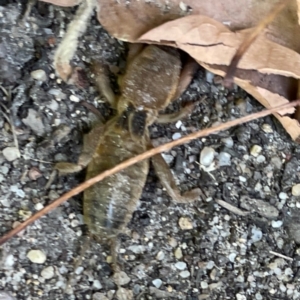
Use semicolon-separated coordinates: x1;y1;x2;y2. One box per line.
82;46;182;240
83;119;149;240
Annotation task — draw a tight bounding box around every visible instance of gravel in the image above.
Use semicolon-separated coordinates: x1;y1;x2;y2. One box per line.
1;1;300;300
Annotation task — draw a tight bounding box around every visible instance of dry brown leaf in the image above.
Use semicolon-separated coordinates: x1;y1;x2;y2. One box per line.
138;14;300;140
95;0;300;51
39;0;81;6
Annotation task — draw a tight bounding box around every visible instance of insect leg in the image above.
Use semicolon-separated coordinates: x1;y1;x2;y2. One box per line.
156;102;195;124
151;150;202;203
90;61;117;109
54;122;105;175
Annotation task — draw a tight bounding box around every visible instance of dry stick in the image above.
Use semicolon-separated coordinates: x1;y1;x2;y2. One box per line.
224;0;292;87
1;100;300;246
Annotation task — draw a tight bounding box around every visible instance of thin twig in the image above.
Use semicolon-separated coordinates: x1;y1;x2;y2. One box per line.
269;251;293;261
224;0;292;87
0;100;300;245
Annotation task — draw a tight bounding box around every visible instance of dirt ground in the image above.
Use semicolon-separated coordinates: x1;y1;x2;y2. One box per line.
1;1;300;300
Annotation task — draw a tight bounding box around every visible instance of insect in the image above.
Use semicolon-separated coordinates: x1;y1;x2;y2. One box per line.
54;44;202;270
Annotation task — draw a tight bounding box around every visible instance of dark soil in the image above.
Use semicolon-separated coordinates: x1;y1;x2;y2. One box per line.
1;2;300;300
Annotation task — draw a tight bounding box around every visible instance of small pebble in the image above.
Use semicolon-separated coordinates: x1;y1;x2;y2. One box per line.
172;132;181;140
200;147;215;167
156;251;165;261
27;250;46;264
174;247;183;259
113;271;131;286
251;227;262;242
200;281;208;289
93;280;103;289
179;270;190;278
128;245;145;254
106;256;113;264
228;253;237;263
292;184;300;196
250;145;262;157
256;155;266;163
175;262;187;270
271;220;283;228
205;71;214;83
31;69;47;81
279;192;287;200
261;123;273;133
70;94;80;102
152;278;162;288
28;167;42;180
221;137;234;148
218;152;231;166
179;217;193;230
2;147;20;161
75;266;84;274
41;266;54;279
92;293;109;300
175;120;182;129
34;203;44;211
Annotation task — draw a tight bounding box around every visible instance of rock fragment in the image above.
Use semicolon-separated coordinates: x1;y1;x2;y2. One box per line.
292;184;300;196
2;147;20;161
179;217;193;230
200;147;215;167
41;266;54;279
240;196;278;219
27;250;46;264
31;69;47;82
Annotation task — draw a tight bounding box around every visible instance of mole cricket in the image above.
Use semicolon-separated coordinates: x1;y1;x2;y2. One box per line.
55;44;202;270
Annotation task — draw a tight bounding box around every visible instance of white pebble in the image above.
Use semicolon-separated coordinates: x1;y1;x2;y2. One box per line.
34;203;44;211
175;120;182;129
271;220;283;228
179;270;190;278
261;124;273;133
250;145;262;157
251;227;262;243
239;176;247;182
292;184;300;196
200;147;215;167
161;153;174;164
206;261;214;269
236;294;247;300
41;266;54;279
221;137;233;148
128;245;145;254
175;261;187;270
156;251;165;261
174;247;183;259
152;278;162;288
70;95;80;102
200;281;208;289
31;69;47;82
93;280;103;289
113;271;131;286
5;254;14;268
205;71;214;83
179;217;193;230
75;266;84;274
27;250;46;264
2;147;20;161
228;253;237;263
279;192;287;200
218;152;231;166
256;155;266;163
172;132;181;140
